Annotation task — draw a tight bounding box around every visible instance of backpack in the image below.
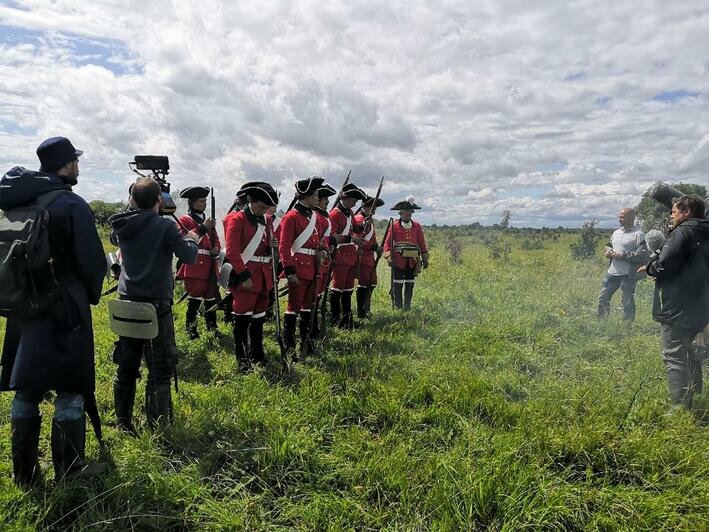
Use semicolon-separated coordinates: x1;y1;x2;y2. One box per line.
0;189;68;318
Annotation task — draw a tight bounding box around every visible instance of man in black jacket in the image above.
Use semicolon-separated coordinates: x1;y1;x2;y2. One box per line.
1;137;107;486
109;178;198;431
642;195;709;410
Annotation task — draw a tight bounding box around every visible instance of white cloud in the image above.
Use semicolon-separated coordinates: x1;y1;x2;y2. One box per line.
0;0;708;226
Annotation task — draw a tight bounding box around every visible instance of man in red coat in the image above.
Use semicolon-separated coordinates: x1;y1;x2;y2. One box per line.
279;177;327;359
329;183;367;328
176;187;221;338
383;196;429;310
354;195;385;319
224;183;279;372
312;182;337;338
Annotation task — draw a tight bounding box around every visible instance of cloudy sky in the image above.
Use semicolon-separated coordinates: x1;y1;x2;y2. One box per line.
0;1;708;226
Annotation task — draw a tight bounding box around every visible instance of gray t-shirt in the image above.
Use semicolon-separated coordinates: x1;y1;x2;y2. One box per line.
607;226;645;276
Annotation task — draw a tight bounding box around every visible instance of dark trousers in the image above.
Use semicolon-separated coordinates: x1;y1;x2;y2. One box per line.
660;323;704;408
114;301;177;387
392;266;416;310
598;273;637;321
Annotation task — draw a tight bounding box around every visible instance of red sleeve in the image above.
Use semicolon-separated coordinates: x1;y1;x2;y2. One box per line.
225;213;247;274
278;213;296;270
329;209;344;235
416;223;428;254
383;223;393;253
178;215;193;236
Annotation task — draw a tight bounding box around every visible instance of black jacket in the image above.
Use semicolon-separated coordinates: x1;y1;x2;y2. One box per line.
0;167;105;393
109;209;197;301
646;218;709;333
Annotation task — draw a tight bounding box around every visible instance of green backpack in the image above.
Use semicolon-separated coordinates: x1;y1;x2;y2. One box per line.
0;189;68;318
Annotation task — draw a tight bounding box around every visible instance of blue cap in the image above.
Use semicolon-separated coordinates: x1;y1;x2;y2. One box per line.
36;137;83;172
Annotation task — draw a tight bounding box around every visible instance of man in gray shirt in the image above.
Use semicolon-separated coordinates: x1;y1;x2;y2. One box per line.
597;208;648;322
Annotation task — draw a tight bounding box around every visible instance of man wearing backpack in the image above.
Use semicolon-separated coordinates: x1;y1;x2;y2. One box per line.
0;137;107;486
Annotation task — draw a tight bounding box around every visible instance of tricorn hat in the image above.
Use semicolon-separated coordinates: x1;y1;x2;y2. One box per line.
180;186;210;200
391;195;420;211
37;137;83;172
318;183;337;198
295;176;325;197
239;182;279;206
341;182;367;201
236;181;270;200
362;195;385;208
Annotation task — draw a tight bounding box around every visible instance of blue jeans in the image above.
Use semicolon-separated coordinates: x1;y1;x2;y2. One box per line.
598;273;637;322
11;391;84;421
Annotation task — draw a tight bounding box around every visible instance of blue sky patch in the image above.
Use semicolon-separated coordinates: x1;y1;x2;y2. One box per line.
652;89;700;102
0;25;142;76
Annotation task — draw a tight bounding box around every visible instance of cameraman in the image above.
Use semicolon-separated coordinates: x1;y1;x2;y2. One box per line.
108;177;198;431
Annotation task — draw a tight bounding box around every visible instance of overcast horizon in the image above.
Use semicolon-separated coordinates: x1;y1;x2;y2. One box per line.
1;1;708;228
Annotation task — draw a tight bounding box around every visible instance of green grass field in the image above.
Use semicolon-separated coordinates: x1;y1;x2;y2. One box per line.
1;232;707;530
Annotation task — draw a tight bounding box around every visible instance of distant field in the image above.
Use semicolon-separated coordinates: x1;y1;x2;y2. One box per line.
1;230;707;530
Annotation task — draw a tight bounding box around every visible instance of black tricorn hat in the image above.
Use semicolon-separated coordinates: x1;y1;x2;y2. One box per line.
180;186;210;200
391;196;420;211
239;182;279;206
237;181;270;200
341;183;367;201
362;195;385;208
318;183;337;198
295;176;325;197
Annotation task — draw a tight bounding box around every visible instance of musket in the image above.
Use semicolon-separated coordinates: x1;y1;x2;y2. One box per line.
317;170;352;339
354;177;384;278
208;187;221;300
269;225;289;372
365;217;392;311
389;217;395;308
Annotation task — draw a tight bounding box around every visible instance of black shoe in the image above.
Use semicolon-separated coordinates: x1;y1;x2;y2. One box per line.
51;417;108;482
11;416;42;488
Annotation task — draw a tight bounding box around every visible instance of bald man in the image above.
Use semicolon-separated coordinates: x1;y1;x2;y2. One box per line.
598;208;648;322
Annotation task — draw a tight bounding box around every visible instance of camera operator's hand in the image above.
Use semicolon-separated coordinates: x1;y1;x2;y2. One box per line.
186;230;200;242
351;236;366;247
241;278;253;291
287;274;300;286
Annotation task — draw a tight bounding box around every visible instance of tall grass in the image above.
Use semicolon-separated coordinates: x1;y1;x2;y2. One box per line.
0;233;706;530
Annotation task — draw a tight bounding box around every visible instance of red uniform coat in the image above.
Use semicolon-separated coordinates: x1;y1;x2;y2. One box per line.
353;213;379;268
315;208;333;295
177;212;220;298
279;204;321;281
329;205;362;267
224;208;273;315
383;219;428;270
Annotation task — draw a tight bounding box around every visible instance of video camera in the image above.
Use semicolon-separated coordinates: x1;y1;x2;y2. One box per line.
129;155;177;215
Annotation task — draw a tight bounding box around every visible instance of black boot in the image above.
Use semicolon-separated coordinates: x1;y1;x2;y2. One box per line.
284;313;298;361
365;286;375;315
393;282;403;309
233;315;252;372
249;316;266;365
299;311;314;359
205;298;218;332
145;383;173;429
330;291;342;327
113;381;137;436
356;286;369;319
404;283;414;311
11;416;42;487
51;417;108;482
185;298;201;339
340;291;356;329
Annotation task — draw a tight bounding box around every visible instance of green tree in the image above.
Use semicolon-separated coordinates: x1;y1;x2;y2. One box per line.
89;200;127;226
635;182;707;232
